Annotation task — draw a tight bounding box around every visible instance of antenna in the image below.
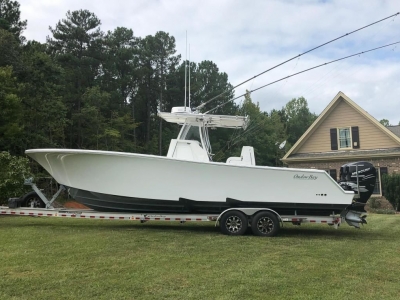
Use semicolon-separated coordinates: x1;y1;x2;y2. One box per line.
189;44;191;109
204;40;400;114
279;140;286;150
184;31;187;109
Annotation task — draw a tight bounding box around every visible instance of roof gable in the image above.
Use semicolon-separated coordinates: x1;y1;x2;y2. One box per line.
282;91;400;161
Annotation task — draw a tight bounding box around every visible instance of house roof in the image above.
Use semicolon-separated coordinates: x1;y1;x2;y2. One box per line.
282;91;400;162
387;125;400;138
287;147;400;161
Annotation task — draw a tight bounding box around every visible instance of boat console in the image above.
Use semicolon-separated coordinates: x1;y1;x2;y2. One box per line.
161;107;249;163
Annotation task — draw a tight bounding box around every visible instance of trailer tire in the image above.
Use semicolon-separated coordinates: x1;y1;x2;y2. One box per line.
251;211;280;237
220;211;248;236
22;191;45;208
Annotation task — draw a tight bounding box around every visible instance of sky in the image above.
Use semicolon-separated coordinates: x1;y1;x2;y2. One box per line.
17;0;400;125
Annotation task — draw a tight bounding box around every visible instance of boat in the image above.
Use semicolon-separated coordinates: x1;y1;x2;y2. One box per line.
25;106;376;217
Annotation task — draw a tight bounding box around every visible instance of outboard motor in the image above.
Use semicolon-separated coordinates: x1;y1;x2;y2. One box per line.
337;161;376;227
338;161;376;204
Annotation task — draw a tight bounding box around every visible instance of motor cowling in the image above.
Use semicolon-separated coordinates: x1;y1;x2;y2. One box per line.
338;161;376;203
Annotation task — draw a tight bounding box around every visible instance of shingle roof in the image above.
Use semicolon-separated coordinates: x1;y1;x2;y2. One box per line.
288;147;400;159
387;125;400;138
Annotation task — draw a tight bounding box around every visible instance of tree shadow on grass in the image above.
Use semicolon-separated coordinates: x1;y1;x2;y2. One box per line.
277;225;393;241
1;215;385;239
132;223;383;240
0;216;219;235
279;226;364;238
85;222;372;239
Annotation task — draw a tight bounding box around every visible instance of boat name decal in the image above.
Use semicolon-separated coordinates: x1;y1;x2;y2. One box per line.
293;174;318;180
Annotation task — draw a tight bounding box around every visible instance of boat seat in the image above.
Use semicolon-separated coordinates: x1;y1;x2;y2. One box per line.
226;146;256;166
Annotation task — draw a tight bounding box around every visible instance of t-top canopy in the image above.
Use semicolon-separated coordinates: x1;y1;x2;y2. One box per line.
158;111;249;129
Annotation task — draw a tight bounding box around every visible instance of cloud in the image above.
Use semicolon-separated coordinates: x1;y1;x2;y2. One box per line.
18;0;400;124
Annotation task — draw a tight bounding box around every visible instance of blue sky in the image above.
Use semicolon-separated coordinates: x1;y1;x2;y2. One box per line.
18;0;400;124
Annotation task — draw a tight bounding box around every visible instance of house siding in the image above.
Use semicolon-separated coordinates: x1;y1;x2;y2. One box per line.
296;98;399;154
283;92;400;204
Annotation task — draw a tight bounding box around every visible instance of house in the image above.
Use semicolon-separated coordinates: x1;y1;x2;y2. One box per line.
282;91;400;197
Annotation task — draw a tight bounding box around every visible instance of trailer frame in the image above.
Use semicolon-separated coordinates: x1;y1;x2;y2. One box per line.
0;205;345;236
2;181;362;237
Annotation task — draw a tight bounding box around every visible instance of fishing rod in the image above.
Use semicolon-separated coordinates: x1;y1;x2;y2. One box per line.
205;40;400;114
195;12;399;111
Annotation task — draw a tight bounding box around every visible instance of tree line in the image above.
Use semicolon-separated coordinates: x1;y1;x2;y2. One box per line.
0;0;318;171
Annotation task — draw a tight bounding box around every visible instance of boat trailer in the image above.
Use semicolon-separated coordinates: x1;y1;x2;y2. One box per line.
1;180;366;237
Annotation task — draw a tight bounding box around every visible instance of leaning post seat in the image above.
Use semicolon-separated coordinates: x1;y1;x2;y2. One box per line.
226;146;256;166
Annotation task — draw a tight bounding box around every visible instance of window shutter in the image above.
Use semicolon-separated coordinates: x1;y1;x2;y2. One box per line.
351;126;360;149
329;169;337;181
380;167;388;196
330;128;338;150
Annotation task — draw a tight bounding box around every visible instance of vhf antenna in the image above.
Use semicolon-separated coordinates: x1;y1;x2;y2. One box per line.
184;31;187;110
189;43;191;110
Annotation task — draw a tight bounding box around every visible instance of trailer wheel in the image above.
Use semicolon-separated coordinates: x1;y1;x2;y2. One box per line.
220;211;248;236
22;191;45;208
251;211;280;237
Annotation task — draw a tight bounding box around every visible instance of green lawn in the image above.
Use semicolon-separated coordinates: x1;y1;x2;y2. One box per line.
1;214;399;299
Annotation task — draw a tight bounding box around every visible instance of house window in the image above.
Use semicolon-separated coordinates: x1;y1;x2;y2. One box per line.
325;169;337;181
330;126;359;150
338;128;351;149
372;168;381;194
372;167;388;195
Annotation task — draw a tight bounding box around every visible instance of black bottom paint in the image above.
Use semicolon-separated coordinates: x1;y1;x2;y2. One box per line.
68;187;351;216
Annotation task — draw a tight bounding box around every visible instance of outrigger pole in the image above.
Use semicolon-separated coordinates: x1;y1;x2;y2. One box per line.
196;12;400;111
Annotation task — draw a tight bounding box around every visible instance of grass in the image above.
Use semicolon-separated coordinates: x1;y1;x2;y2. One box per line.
1;214;399;299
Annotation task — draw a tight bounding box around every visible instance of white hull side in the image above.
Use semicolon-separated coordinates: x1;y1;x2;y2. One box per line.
26;149;354;206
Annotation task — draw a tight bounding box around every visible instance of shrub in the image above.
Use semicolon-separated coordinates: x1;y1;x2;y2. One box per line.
368;198;379;209
0;152;32;205
381;173;400;211
368;208;396;215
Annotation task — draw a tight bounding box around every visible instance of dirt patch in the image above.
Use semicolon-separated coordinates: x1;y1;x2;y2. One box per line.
63;201;89;209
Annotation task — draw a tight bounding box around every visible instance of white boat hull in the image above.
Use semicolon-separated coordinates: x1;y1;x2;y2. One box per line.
26;149;354;214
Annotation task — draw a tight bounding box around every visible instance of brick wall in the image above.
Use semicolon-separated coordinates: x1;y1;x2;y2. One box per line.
286;157;400;175
287;156;400;198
